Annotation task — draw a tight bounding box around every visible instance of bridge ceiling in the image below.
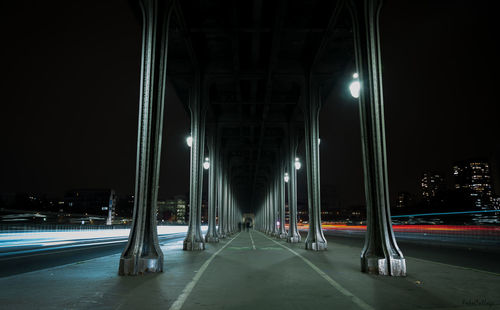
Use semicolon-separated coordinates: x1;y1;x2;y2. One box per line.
164;0;354;211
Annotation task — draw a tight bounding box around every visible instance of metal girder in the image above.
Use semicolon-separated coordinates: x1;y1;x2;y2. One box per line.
250;0;287;205
187;27;328;33
173;0;199;71
308;0;345;70
212;101;296;105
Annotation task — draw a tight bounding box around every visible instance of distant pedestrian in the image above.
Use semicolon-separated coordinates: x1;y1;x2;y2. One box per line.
246;221;250;232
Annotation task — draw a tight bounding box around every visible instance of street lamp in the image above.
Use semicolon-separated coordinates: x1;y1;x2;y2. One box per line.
284;172;289;183
294;157;301;170
186;136;193;147
349;72;360;99
203;157;210;170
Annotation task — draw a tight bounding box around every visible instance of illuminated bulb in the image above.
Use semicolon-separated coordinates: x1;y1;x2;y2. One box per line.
186;136;193;147
284;172;289;183
349;72;360;98
295;158;301;170
203;157;210;170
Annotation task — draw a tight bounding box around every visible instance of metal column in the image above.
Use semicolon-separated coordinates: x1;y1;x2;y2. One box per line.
287;123;301;243
304;76;327;251
205;129;219;243
278;155;287;238
118;0;174;276
183;73;206;251
347;0;406;276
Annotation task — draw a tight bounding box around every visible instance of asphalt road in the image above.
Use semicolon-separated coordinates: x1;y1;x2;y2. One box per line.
323;231;500;274
1;231;498;278
0;233;186;278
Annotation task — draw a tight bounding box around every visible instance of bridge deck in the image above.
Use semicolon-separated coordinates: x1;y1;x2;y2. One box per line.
0;231;499;309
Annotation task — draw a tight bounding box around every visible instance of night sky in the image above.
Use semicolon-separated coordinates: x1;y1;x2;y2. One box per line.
1;0;499;209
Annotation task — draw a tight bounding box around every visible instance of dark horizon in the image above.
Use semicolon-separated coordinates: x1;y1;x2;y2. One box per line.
1;0;499;209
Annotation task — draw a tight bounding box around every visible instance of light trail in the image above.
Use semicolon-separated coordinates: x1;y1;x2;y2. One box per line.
0;226;206;249
291;223;500;238
391;209;500;218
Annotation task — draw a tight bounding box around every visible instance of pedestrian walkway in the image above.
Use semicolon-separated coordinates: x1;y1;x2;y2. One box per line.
0;231;499;309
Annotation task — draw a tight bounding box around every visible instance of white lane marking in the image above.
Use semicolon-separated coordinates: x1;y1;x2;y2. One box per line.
249;231;256;250
168;233;240;310
259;232;374;310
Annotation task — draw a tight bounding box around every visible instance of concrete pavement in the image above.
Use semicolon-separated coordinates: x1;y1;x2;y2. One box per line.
0;230;499;309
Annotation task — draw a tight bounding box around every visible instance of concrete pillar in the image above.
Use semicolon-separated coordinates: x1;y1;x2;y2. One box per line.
183;73;206;251
304;76;327;251
205;131;219;243
119;0;174;276
346;0;406;276
287;124;301;243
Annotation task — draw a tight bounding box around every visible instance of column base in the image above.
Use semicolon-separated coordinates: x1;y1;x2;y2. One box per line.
279;233;287;239
361;256;406;276
118;256;163;276
205;235;219;243
287;235;301;243
305;241;327;251
183;240;205;251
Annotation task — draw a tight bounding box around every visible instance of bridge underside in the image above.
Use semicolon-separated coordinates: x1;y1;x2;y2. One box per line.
119;0;406;277
167;0;353;214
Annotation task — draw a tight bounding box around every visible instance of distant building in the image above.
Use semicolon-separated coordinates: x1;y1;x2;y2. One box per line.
158;196;187;223
201;200;209;223
395;192;412;208
64;189;116;225
453;160;494;209
421;172;444;203
492;196;500;209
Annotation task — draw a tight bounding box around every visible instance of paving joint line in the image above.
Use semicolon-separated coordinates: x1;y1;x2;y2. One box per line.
167;232;241;310
249;231;256;250
258;231;374;310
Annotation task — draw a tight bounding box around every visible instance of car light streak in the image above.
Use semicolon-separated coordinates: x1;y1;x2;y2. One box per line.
0;226;206;249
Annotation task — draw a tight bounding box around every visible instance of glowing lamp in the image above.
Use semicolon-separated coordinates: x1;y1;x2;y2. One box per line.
203;157;210;170
349;73;360;98
295;157;301;170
